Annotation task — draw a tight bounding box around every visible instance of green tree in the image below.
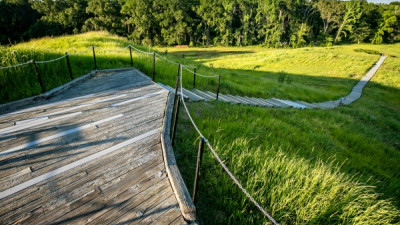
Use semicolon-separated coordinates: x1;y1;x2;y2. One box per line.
120;0;155;45
334;0;362;43
0;0;39;44
371;8;398;44
82;0;124;35
31;0;88;34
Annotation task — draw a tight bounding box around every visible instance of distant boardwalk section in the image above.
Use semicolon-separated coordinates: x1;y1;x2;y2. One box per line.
0;69;187;224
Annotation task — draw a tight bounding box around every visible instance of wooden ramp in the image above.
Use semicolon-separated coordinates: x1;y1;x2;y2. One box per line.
0;69;188;224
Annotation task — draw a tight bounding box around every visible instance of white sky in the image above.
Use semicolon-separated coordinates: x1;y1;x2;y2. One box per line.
368;0;399;3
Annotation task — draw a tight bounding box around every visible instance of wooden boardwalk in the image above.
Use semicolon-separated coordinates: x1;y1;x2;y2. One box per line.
159;55;386;109
0;69;188;224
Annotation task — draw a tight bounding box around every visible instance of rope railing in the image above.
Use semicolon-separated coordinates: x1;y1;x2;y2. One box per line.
127;45;154;55
155;53;181;66
0;61;32;70
182;66;220;78
177;66;279;225
36;55;67;64
0;42;277;223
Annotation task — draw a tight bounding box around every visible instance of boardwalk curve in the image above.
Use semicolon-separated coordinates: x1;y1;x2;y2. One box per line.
0;69;191;224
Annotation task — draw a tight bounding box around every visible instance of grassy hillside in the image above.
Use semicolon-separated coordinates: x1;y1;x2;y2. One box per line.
1;32;399;224
171;45;400;224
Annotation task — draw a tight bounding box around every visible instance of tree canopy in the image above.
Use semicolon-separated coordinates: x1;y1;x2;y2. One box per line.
0;0;399;46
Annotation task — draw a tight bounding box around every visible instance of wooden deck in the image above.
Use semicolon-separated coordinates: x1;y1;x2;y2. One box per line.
0;69;187;224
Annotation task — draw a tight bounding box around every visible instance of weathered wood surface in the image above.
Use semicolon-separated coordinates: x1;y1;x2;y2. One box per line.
161;95;196;221
0;69;187;224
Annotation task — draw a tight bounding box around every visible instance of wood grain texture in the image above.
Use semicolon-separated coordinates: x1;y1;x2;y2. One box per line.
161;94;197;222
0;69;186;225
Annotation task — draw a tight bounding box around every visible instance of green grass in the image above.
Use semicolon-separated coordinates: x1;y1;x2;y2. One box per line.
172;45;400;224
1;32;399;224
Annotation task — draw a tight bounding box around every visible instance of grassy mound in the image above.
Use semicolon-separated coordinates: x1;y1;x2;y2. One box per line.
1;32;399;224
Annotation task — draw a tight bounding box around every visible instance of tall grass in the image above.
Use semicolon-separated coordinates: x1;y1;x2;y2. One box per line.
0;32;218;104
174;101;400;224
1;32;400;224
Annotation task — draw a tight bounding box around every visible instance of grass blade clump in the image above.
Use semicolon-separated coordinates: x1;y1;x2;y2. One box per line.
211;137;399;224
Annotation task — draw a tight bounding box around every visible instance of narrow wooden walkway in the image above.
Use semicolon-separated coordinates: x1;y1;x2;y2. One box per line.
0;69;187;224
159;55;386;109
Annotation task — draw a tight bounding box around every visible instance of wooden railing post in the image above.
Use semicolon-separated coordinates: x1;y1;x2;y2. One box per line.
216;75;221;101
192;137;205;205
92;46;97;70
32;59;45;94
171;64;181;134
129;46;133;67
65;52;73;80
152;52;156;81
193;67;196;89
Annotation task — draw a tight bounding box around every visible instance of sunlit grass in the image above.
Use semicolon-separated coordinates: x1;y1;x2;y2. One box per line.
1;32;399;224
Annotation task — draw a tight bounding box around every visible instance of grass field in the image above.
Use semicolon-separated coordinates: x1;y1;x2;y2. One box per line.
1;32;399;224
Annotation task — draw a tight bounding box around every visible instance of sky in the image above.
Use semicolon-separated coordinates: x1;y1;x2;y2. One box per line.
368;0;399;3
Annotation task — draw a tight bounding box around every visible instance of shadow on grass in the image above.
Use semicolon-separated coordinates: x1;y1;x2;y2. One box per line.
167;50;255;60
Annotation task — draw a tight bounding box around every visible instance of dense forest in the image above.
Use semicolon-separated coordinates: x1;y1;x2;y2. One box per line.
1;0;399;47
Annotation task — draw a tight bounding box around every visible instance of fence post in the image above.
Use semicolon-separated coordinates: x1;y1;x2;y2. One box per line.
152;52;156;81
216;75;221;101
65;52;73;80
192;137;205;205
193;67;196;89
171;96;181;146
92;46;97;70
129;46;133;67
32;59;45;94
171;64;181;134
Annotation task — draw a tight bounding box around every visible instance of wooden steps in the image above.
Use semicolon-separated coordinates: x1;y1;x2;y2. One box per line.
157;55;386;110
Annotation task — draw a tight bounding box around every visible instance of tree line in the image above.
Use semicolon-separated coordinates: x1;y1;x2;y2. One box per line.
1;0;399;47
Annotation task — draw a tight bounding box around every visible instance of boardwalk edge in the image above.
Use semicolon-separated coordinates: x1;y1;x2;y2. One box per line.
0;68;132;114
161;93;197;223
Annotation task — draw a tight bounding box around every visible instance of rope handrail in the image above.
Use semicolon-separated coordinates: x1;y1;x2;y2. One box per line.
178;66;279;225
127;45;154;55
1;44;218;81
36;55;67;64
182;66;220;78
0;61;32;70
155;53;180;66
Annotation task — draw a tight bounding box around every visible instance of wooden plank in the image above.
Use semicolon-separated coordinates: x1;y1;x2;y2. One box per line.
0;70;188;225
134;194;180;224
32;160;166;225
1;142;162;223
151;205;186;225
89;178;170;224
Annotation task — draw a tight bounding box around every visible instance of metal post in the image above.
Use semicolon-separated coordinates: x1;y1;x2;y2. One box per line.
92;46;97;70
216;75;221;101
65;52;73;80
129;46;133;67
171;64;181;132
192;137;205;205
193;67;196;89
171;96;181;146
32;59;45;93
152;52;156;81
